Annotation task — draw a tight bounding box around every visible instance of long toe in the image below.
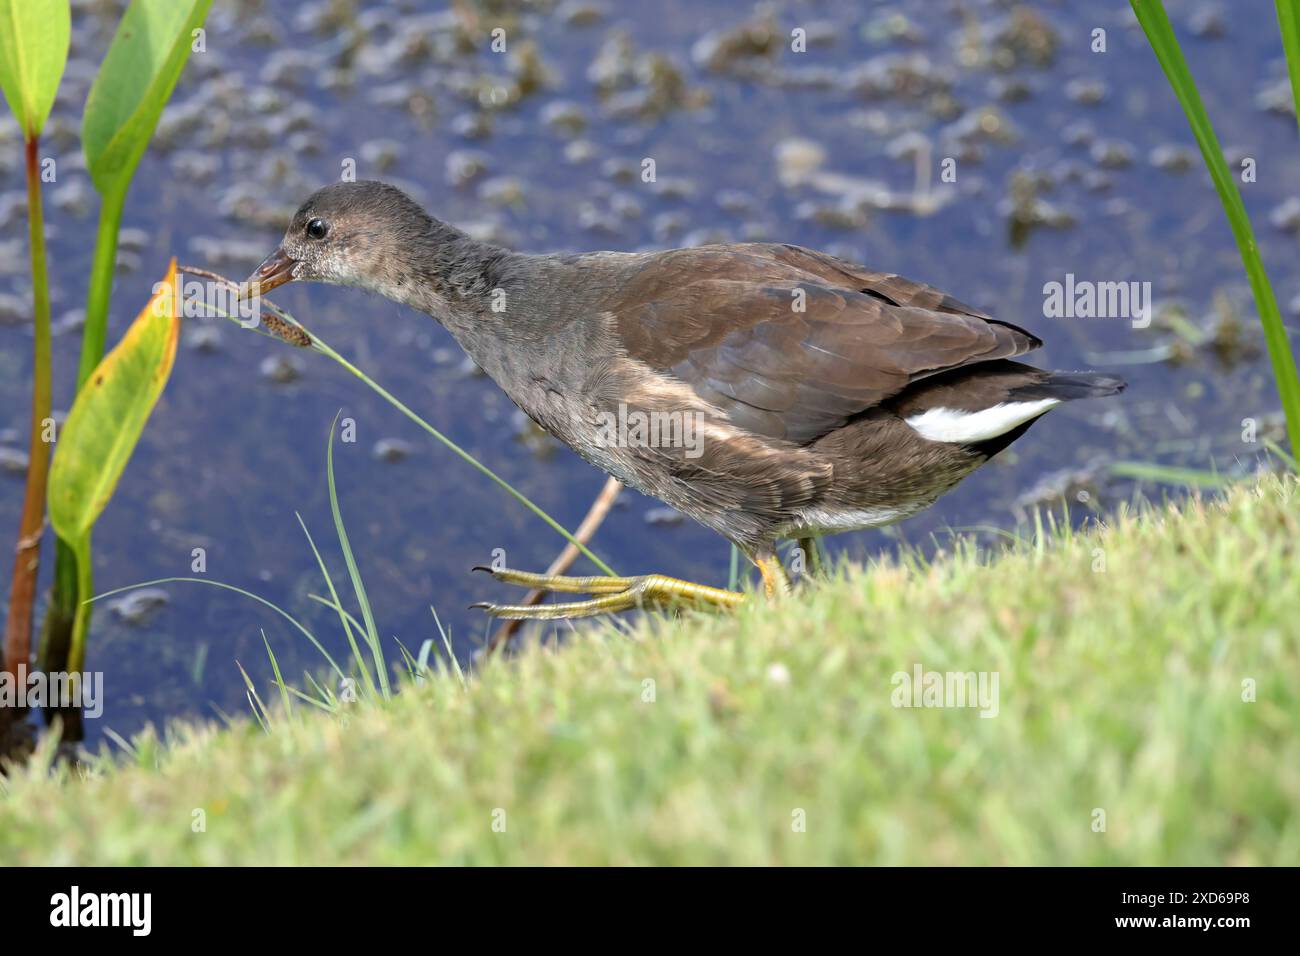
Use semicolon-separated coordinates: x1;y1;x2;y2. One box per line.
471;591;642;620
469;571;747;620
471;566;633;594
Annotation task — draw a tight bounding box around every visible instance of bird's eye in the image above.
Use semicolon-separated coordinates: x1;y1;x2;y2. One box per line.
306;218;329;240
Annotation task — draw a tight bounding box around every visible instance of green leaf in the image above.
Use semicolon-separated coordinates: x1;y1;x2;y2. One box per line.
49;260;181;543
1276;0;1300;140
81;0;212;194
1131;0;1300;465
0;0;70;136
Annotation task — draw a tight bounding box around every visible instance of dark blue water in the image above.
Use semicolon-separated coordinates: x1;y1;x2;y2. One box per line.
0;0;1293;744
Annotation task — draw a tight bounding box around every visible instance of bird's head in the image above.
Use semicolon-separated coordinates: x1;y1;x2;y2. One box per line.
245;180;434;299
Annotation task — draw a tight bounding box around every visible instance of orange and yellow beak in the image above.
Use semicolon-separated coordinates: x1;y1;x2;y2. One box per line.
244;247;298;298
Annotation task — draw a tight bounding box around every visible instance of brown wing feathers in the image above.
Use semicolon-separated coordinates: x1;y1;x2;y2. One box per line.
610;243;1041;445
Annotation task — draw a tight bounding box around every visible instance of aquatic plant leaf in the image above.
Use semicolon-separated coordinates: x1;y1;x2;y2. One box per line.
1132;0;1300;463
1277;0;1300;141
81;0;212;194
49;261;181;542
0;0;69;136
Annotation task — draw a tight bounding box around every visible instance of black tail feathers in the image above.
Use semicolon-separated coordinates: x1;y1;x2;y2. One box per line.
1011;371;1127;403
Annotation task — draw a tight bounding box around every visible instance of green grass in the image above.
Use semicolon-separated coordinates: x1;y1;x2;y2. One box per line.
1;477;1297;865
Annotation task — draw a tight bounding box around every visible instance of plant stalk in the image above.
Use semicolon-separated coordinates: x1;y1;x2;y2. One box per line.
42;181;129;676
3;136;55;679
68;533;93;675
37;537;77;676
77;181;128;387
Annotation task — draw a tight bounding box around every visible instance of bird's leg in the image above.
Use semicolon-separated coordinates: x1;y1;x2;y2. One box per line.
796;537;822;579
470;567;745;620
471;543;794;620
750;547;792;598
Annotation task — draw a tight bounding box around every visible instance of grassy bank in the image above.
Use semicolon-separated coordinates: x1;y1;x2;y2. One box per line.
1;477;1297;865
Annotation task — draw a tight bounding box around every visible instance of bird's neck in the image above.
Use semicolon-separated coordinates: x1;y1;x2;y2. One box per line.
372;220;551;381
390;224;514;331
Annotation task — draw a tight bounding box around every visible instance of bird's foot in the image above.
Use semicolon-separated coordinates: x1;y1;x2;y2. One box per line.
469;566;746;620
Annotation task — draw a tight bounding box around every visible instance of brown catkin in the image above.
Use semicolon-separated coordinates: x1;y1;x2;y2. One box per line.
261;312;312;348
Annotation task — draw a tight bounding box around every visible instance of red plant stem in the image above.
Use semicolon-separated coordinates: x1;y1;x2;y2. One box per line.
3;136;54;678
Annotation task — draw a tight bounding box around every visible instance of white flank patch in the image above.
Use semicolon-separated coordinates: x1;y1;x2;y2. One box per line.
905;399;1060;444
781;505;911;537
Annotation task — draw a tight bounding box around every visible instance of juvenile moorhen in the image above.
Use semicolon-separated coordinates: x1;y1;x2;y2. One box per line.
248;181;1124;618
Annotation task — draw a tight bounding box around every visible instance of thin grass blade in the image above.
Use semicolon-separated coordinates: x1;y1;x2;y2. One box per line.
1132;0;1300;461
326;416;390;699
92;577;346;680
298;513;377;699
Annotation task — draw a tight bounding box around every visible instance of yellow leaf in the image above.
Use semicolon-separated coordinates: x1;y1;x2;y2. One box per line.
49;260;180;542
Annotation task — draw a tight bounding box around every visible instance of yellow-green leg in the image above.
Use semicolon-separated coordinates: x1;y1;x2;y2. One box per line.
471;567;744;619
796;537;822;578
753;548;791;597
470;547;789;620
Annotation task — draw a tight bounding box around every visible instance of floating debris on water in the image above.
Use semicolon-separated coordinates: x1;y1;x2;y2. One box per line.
1012;467;1108;524
372;438;413;463
1269;196;1300;233
1065;79;1107;106
691;9;779;75
108;588;170;626
260;354;305;382
1090;140;1136;169
1003;170;1076;247
989;6;1059;70
540;100;588;136
445;149;491;187
1149;143;1196;173
0;445;29;475
184;324;223;354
